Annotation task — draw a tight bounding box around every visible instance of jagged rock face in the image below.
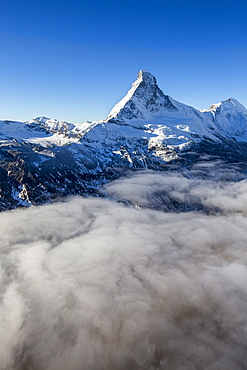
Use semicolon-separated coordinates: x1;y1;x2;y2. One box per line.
107;70;177;122
0;70;247;210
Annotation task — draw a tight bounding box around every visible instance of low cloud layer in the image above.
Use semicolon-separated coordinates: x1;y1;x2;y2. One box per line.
1;170;247;369
104;167;247;213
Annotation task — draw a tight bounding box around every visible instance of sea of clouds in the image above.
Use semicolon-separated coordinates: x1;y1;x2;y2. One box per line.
1;167;247;369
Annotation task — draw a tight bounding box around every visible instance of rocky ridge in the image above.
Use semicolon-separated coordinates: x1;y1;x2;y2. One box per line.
0;70;247;210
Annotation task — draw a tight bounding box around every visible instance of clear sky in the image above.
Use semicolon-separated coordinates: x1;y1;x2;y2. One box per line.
1;0;246;123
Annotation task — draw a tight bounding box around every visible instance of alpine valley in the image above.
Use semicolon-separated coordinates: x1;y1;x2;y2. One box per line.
1;70;247;211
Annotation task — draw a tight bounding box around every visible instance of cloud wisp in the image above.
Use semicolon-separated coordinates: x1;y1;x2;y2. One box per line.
0;170;247;369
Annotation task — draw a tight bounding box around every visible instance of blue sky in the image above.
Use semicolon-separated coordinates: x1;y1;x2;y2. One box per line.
1;0;246;123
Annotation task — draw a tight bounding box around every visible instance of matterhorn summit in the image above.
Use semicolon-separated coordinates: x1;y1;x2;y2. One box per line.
107;70;177;122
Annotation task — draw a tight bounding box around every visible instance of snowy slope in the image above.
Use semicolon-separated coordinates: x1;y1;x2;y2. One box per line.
81;70;247;163
1;70;247;153
0;70;247;210
0;117;98;148
202;98;247;140
105;70;247;143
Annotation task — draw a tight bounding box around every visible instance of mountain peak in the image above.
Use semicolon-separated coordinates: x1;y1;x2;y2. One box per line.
225;98;247;111
106;70;176;122
205;98;247;113
137;70;157;86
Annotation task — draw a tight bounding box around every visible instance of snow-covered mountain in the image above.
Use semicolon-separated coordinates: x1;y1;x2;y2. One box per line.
86;70;247;153
1;70;247;210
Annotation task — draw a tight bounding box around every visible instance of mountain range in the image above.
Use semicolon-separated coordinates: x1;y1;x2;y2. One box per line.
1;70;247;210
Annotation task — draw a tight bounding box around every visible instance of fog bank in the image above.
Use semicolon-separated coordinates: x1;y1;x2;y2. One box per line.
0;171;247;369
104;168;247;213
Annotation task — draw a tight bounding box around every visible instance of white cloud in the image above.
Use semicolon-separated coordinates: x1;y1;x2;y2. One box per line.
104;169;247;213
0;170;247;369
